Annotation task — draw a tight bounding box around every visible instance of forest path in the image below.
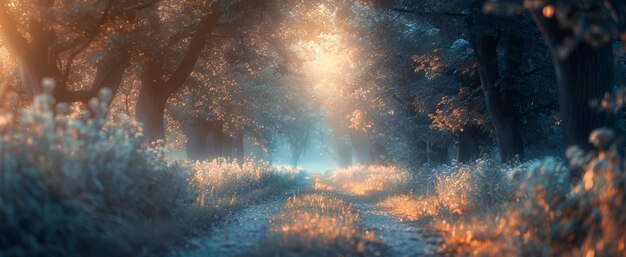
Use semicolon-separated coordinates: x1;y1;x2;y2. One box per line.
349;196;439;257
166;173;440;257
165;191;295;257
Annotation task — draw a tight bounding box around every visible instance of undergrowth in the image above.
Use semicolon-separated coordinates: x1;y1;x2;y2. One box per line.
327;165;411;198
244;193;384;257
377;131;626;256
0;86;299;257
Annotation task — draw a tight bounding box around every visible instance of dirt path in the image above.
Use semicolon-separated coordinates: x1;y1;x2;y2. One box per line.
353;200;435;257
166;194;292;257
166;175;438;257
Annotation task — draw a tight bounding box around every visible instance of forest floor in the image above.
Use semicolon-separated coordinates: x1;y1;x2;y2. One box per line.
164;173;443;257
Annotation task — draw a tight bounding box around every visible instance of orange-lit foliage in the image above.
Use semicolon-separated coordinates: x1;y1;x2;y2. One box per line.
378;162;496;222
348;109;373;132
329;165;411;197
413;50;443;80
254;193;382;256
429;87;486;133
311;174;337;192
378;137;626;257
378;195;440;221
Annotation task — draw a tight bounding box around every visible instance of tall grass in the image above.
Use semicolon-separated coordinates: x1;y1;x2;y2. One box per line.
328;165;411;198
0;87;299;256
245;193;383;257
377;137;626;256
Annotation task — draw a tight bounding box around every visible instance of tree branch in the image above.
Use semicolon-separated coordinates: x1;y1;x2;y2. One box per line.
0;1;34;61
163;6;221;97
59;0;114;85
54;51;130;103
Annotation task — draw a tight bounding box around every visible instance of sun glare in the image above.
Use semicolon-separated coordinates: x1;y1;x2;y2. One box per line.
298;34;353;95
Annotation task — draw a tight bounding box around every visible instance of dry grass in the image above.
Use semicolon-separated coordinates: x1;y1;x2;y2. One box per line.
328;165;411;198
245;193;383;257
431;213;519;256
377;162;498;222
190;158;300;212
311;173;337;192
0;90;301;256
371;160;523;256
379;151;626;257
377;195;439;222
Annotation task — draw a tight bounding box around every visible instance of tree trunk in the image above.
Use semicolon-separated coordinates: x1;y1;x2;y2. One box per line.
233;134;244;165
431;144;449;164
183;121;211;160
135;86;167;143
473;34;525;162
222;135;234;158
134;6;221;145
457;125;481;163
554;43;616;152
425;142;432;163
531;12;618;179
210;123;225;159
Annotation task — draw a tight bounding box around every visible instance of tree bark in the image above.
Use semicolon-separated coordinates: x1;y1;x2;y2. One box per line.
457;124;481;163
135;86;168;142
183;121;211;160
555;43;616;151
531;11;617;179
135;6;221;144
0;0;130;102
222;135;234;158
233;134;244;164
472;33;525;162
431;144;449;164
210;123;225;159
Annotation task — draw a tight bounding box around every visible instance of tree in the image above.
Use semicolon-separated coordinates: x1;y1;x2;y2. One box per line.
487;0;626;177
0;0;139;104
134;1;221;142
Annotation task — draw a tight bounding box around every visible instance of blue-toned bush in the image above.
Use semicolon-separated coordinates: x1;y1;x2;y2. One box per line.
0;85;298;256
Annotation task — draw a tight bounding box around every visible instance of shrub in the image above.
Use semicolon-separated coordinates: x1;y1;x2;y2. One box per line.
378;159;516;222
389;138;626;257
0;87;299;256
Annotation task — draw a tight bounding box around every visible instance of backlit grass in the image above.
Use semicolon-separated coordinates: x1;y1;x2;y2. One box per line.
244;193;384;257
328;165;411;198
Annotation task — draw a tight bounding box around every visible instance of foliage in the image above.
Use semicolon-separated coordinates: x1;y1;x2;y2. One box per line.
0;89;299;256
377;130;626;256
328;165;412;198
378;159;515;221
245;193;383;257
